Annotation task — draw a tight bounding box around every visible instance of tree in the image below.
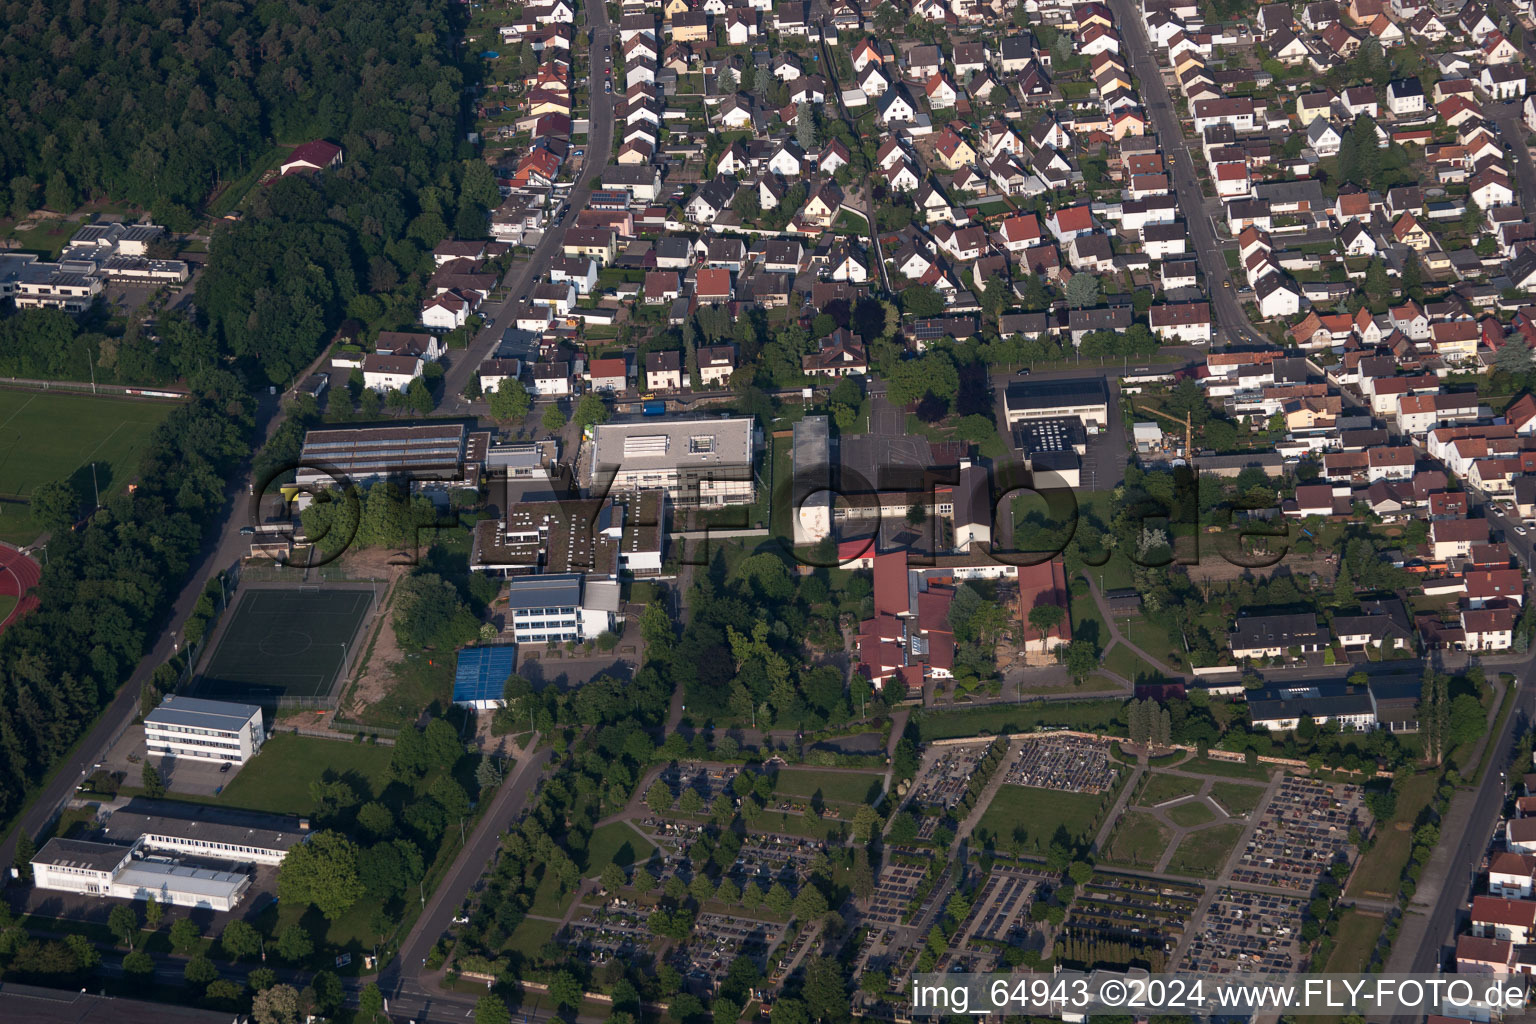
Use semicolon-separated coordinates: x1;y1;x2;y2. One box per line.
1064;272;1100;309
28;479;78;533
793;883;829;921
406;377;435;416
542;403;567;433
574;393;610;430
274;924;313;963
796;106;819;151
169;916;201;955
122;950;155;983
357;801;396;838
550;970;584;1010
902;285;944;318
309;971;344;1016
252;983;302;1024
803;959;850;1023
1028;604;1064;648
766;881;795;915
277;830;365;920
108;904;139;949
359;984;386;1023
487;378;531;423
1463;199;1484;234
885;351;959;409
65;932;99;972
184;955;220;988
981;273;1010;324
647;779;673;813
1063;640;1097;683
220;920;262;962
144;896;165;930
141;760;166;798
1022;273;1048;311
476;994;514;1024
719;66;739;94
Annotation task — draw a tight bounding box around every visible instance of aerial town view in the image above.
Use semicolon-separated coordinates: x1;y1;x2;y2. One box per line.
16;0;1536;1020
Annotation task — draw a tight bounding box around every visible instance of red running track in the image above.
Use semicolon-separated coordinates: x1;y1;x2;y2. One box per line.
0;543;41;633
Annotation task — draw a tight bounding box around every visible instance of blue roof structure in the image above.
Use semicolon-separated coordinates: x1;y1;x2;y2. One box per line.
453;646;516;706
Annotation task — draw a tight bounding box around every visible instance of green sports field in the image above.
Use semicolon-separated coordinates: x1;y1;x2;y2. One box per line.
194;587;374;702
0;391;176;543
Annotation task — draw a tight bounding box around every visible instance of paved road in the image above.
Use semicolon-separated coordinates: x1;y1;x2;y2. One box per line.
379;742;553;1014
1102;0;1272;349
1397;660;1532;999
440;1;618;409
1489;100;1536;208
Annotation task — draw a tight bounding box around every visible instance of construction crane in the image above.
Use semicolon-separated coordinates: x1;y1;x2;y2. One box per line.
1136;404;1193;459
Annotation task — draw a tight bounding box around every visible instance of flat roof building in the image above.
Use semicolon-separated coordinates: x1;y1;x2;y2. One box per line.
30;836;250;911
588;417;756;507
1247;682;1376;732
296;423;490;490
99;798;307;866
143;695;265;765
113;862;250;912
1003;377;1111;428
504;572;619;643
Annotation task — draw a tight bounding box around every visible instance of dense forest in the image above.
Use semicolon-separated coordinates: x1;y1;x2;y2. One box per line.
1;0;497;388
0;369;250;832
0;0;464;226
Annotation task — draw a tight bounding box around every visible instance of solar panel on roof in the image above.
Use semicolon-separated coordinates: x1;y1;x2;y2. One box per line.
453;646;517;705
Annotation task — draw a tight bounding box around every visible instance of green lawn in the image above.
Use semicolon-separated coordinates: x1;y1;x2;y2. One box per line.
215;733;395;815
1209;781;1265;816
1347;772;1437;899
1324;909;1384;973
753;810;842;841
0;594;16;623
975;784;1111;856
1103;642;1164;683
0;391;177;545
3;217;76;258
1123;619;1182;670
529;868;580;917
1166;801;1215;828
1137;773;1204;806
1070;586;1111;653
581;822;656;875
916;700;1125;742
503;917;559;958
1164;822;1245;878
833;209;869;234
1177;756;1272;781
1101;810;1171;869
771;768;882;806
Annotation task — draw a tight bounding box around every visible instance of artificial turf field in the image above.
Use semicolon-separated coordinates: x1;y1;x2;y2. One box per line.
194;587;373;702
